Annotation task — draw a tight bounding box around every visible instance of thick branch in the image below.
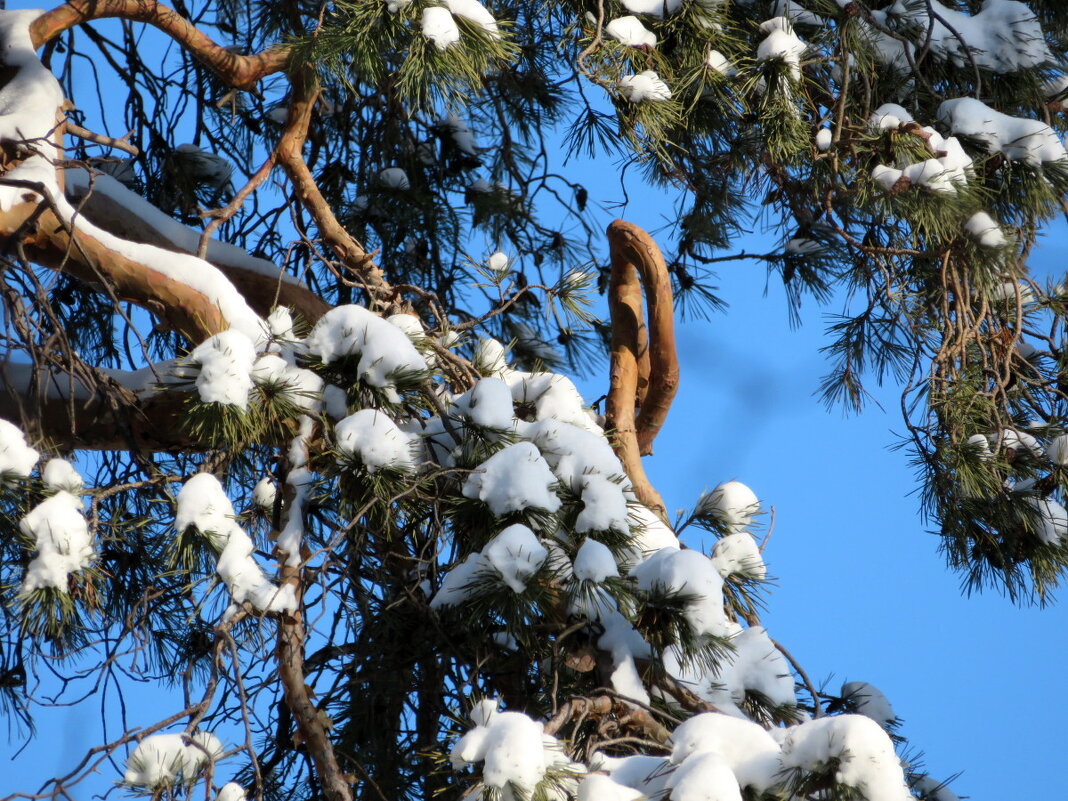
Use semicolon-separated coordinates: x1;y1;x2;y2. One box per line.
607;220;679;456
0;361;199;451
64;170;330;323
30;0;288;91
1;195;233;341
605;221;675;518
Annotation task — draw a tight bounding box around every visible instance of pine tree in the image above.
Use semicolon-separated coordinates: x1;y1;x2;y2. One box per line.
2;1;1067;800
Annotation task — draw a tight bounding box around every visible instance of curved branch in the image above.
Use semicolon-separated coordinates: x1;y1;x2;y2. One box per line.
605;220;666;518
29;0;288;91
607;220;679;456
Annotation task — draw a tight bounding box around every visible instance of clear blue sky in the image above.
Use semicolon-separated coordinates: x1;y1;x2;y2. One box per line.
5;3;1067;799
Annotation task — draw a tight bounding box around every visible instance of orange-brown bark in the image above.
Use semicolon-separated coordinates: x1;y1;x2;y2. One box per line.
65;178;330;323
605;221;667;518
277;68;390;299
0;197;230;341
607;220;679;456
30;0;288;91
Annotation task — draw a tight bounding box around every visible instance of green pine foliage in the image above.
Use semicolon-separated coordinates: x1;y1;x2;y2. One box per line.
10;0;1068;799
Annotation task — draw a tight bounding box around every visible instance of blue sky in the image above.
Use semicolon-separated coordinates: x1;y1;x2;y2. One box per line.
5;3;1068;799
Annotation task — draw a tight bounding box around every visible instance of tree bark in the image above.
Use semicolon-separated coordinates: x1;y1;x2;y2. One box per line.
30;0;288;91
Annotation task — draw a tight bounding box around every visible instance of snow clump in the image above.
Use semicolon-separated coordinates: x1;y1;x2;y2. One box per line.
123;731;223;789
462;441;561;515
0;418;38;478
618;71;672;102
189;329;258;409
334;409;417;472
606;16;657;48
756;17;806;81
698;480;760;532
19;469;94;594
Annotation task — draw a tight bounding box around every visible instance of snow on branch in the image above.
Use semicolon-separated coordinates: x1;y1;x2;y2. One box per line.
64;169;330;323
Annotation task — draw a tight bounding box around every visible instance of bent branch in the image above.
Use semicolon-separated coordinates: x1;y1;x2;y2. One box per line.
605;220;667;518
30;0;288;91
607;220;679;456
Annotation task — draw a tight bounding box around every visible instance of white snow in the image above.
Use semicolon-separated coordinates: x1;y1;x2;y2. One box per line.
666;751;742;801
0;10;66;147
575;475;630;534
870;103;912;131
699;481;760;533
627;503;680;558
756;17;806;81
422;6;461;50
869;0;1051;74
618;0;682;18
779;715;912;801
618;71;672;102
462;441;561;515
216;783;247;801
815;128;832;151
576;774;642;801
175;473;296;613
64;169;305;291
190;329;257;409
711;533;766;579
252;477;277;509
482;524;548;593
42;458;82;494
475;338;509;375
486;250;510;274
304;304;428;389
938;97;1067;164
0;157;265;345
453;377;514;430
842;681;896;729
123;731;223;788
606;16;657;48
705;50;735;77
0;418;38;478
573;538;619;582
1048;434;1068;465
1028;497;1068;545
335;409;417;472
450;700;556;795
631;548;728;637
670;713;782;793
964;212;1006;248
445;0;500;37
19;489;93;594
